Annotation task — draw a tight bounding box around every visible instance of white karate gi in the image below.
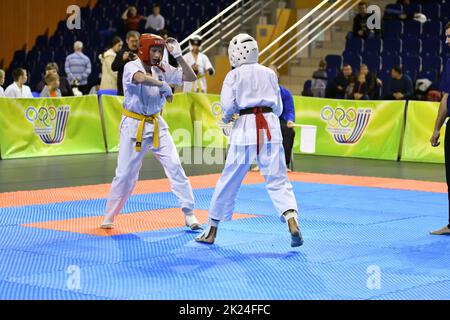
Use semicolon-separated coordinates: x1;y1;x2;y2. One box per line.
208;63;298;222
182;52;214;93
103;58;195;223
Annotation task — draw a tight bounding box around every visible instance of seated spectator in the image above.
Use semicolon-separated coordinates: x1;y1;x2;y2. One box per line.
40;73;61;98
112;31;140;96
311;59;328;97
65;41;92;95
145;4;165;33
326;64;353;99
359;64;382;99
385;0;426;22
5;68;33;98
353;2;380;38
122;6;145;33
36;63;74;97
0;69;5;97
352;72;370;100
99;36;123;90
384;66;414;100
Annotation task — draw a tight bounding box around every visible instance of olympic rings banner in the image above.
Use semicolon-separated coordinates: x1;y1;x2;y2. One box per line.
292;97;406;160
0;96;105;159
401;101;445;164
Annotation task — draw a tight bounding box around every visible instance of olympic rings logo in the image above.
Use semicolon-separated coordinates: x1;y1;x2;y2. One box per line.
26;106;57;127
321;106;357;128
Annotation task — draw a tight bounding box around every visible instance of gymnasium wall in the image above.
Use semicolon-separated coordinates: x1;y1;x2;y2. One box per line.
0;0;96;69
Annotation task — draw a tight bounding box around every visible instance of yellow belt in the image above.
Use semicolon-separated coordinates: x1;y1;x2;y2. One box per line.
122;108;160;152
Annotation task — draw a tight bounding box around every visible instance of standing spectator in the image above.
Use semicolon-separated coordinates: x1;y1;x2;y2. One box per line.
112;31;140;96
326;64;353;99
270;64;296;171
121;6;145;33
0;69;5;97
40;73;61;98
182;36;215;93
99;37;123;91
65;41;92;95
36;63;74;97
352;72;370;100
384;66;414;100
5;68;33;98
145;4;165;33
311;59;328;97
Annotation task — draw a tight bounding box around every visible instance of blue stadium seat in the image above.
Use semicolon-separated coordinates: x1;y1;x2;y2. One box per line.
421;3;440;20
345;37;364;54
363;37;382;55
362;54;382;72
383;38;402;55
385;3;403;14
418;69;439;84
422;21;443;39
403;4;421;16
383;20;403;39
404;68;418;83
325;55;343;71
422;56;443;73
403;38;422;58
383;55;402;70
403;20;421;38
403;56;422;75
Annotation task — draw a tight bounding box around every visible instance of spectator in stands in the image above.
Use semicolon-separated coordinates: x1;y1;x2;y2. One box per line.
353;2;379;38
65;41;92;95
311;59;328;98
183;36;215;93
326;64;353;99
0;69;5;97
99;36;123;91
385;0;426;22
112;31;140;96
360;64;382;100
384;66;414;100
352;72;370;100
4;68;33;98
145;4;165;34
121;6;145;33
36;63;74;97
40;73;61;98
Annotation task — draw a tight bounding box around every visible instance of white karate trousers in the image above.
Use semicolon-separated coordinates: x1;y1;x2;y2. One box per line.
208;142;298;222
103;128;195;223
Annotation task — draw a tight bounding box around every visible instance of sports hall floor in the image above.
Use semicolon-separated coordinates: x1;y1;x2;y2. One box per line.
0;149;449;300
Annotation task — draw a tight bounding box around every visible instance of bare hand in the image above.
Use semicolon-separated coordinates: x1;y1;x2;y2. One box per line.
123;52;130;61
430;130;441;147
287;121;294;129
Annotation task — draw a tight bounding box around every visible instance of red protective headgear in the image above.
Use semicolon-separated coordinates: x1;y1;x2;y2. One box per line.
138;34;166;71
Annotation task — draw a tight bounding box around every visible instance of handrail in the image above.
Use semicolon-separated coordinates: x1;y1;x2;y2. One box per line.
276;0;361;68
179;0;245;47
260;0;345;65
259;0;331;56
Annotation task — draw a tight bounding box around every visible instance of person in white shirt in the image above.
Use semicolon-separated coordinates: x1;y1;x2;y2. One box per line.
182;36;215;93
195;34;303;247
145;4;165;33
0;69;5;97
101;34;201;231
4;68;33;98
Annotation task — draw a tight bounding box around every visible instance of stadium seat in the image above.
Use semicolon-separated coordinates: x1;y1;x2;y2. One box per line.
383;38;402;55
325;55;343;71
418;69;439;84
362;54;382;72
382;55;402;70
403;20;421;38
402;38;422;58
403;56;422;76
421;4;440;20
403;4;421;17
385;3;403;15
383;20;403;39
345;37;364;54
422;56;443;73
422;21;443;39
363;37;382;55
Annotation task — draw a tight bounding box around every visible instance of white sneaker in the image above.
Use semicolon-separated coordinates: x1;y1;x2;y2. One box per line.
100;222;115;229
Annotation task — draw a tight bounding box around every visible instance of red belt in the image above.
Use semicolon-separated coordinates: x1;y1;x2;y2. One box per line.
239;107;272;154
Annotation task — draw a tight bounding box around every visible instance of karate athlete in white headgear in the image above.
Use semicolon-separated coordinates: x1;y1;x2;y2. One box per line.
101;34;202;231
182;35;215;93
195;34;303;247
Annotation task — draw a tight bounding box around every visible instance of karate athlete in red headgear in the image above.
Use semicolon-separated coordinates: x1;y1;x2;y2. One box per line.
101;34;202;231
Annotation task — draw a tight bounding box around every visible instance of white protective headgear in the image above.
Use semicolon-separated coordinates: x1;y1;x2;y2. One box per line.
228;34;259;68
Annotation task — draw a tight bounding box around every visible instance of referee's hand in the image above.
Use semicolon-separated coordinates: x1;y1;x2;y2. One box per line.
430;130;441;147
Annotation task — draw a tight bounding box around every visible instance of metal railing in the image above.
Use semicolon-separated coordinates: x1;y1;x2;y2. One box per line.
180;0;274;55
261;0;361;68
